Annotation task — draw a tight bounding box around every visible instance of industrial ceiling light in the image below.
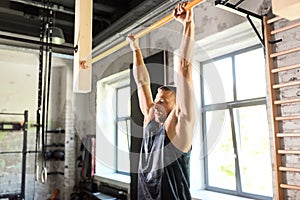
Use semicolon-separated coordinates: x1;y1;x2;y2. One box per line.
52;27;65;44
44;26;65;45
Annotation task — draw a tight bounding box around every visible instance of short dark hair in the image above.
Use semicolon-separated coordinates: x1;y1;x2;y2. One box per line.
158;85;177;94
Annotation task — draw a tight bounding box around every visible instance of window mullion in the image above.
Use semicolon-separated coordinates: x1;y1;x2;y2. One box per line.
229;106;242;194
202;110;209;188
232;56;237;101
200;63;210;189
116;86;131;174
115;88;119;172
200;62;205;107
232;53;244;195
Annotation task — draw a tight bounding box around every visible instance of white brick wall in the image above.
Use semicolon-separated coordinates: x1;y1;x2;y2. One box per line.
272;17;300;199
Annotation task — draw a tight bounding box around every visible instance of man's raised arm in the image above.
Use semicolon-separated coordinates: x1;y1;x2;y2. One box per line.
173;3;196;151
127;34;154;117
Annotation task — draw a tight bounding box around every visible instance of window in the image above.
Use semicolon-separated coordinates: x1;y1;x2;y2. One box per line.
201;46;272;199
96;70;131;177
116;86;131;174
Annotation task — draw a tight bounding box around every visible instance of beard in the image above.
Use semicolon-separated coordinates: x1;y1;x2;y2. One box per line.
154;110;167;124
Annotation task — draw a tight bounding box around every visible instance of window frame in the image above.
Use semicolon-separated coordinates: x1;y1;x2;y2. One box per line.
200;44;272;200
115;85;131;175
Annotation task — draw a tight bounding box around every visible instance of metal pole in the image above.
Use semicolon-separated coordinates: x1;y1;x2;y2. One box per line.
21;110;28;199
0;34;75;51
246;15;264;49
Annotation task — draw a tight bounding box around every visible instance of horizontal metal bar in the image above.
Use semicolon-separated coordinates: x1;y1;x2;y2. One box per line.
280;184;300;190
272;64;300;73
203;97;266;111
215;1;263;19
45;143;65;147
116;117;131;121
234;0;246;7
0;34;75;51
47;171;64;176
0;151;23;154
46;129;65;134
0;150;40;154
27;150;41;154
268;39;283;44
271;21;300;35
0;122;23;131
0;112;24;116
273;80;300;89
0;193;21;198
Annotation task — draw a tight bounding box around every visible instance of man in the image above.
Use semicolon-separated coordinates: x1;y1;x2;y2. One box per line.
127;2;195;199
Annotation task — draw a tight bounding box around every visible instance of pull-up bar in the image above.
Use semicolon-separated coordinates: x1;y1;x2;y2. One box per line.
73;0;204;93
91;0;204;64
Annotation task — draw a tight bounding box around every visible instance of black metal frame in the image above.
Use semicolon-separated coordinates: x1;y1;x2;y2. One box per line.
215;0;265;49
200;45;271;200
0;110;28;200
0;34;75;52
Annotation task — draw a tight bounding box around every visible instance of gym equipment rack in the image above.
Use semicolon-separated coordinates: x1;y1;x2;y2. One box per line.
0;111;28;200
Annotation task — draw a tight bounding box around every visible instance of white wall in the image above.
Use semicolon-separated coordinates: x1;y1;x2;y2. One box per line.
0;45;72;199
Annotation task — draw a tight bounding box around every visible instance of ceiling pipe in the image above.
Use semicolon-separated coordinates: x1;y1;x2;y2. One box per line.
92;0;180;49
93;0;170;44
92;0;203;63
9;0;111;24
10;0;74;15
0;33;75;51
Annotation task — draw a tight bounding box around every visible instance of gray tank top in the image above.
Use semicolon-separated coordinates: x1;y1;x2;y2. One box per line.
138;119;191;200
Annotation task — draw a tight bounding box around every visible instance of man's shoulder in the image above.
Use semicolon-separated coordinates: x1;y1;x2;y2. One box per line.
143;107;155;126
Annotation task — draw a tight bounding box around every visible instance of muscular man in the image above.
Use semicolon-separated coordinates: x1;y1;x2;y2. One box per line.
127;2;195;199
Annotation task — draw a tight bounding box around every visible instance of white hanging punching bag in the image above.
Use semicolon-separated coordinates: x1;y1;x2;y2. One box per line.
73;0;93;93
272;0;300;20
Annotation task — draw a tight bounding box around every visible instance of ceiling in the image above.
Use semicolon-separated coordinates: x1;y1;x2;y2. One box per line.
0;0;268;54
0;0;175;52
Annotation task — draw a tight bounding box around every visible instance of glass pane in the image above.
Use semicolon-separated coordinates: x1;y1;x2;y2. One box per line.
206;110;236;190
117;86;130;118
117;120;131;173
202;58;233;105
234;105;272;196
235;48;266;100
